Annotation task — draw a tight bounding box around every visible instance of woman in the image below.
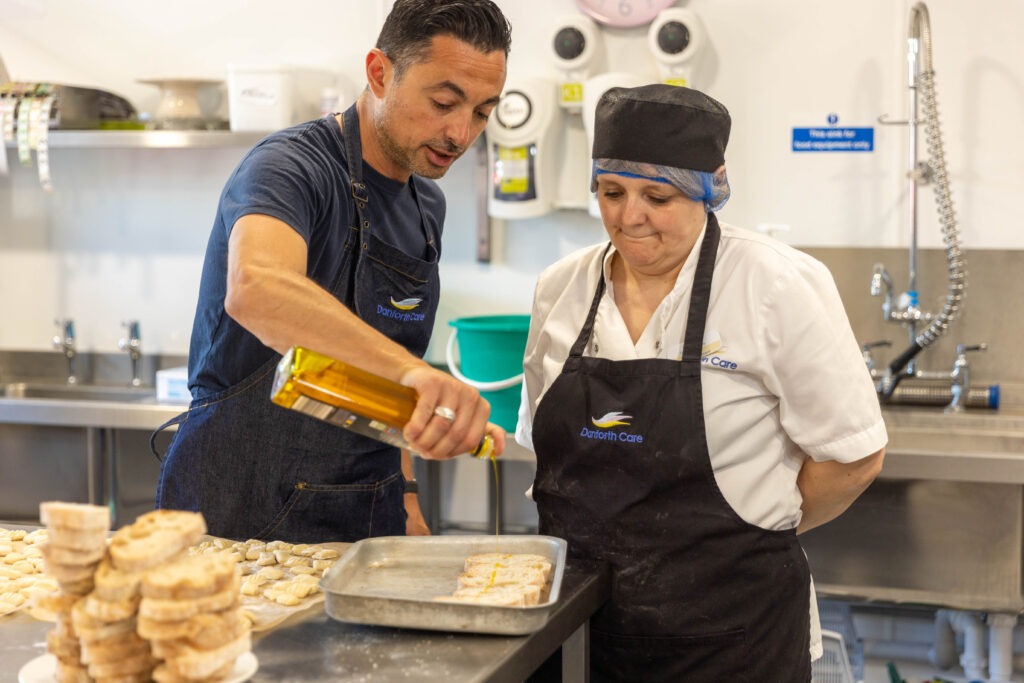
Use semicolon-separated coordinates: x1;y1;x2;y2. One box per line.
517;84;886;681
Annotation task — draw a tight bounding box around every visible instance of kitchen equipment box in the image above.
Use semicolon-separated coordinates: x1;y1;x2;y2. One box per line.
320;534;567;635
227;65;336;132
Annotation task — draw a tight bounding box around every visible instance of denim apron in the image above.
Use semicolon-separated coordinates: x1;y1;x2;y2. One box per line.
532;215;811;682
155;106;441;543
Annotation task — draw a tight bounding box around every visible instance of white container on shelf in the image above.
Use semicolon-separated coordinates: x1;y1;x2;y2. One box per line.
227;64;295;132
227;65;341;132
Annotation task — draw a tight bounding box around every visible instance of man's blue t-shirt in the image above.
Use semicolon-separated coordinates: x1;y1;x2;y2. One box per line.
188;115;445;399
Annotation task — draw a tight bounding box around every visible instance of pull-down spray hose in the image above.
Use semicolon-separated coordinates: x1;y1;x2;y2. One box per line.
882;2;966;397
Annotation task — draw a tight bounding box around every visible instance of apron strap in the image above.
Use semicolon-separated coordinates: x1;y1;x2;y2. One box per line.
149;411;189;461
567;242;613;359
681;213;721;361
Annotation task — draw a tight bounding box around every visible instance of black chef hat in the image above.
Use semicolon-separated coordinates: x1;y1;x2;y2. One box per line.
592;84;731;173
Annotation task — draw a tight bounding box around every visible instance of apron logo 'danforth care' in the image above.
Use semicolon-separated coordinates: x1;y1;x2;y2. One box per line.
377;296;426;323
580;411;645;444
389;297;422;311
591;412;632;428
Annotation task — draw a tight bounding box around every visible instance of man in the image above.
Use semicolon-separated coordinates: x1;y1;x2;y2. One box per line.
155;0;511;543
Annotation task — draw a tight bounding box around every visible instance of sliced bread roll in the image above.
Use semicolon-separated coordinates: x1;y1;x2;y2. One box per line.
141;552;238;600
463;552;552;577
152;658;235;683
46;524;110;552
149;611;249;659
85;649;158;678
457;564;548;589
40;501;111;531
447;584;542;606
71;598;136;642
81;591;141;623
138;573;240;622
40;541;106;567
137;606;244;642
162;625;251;680
108;510;206;573
93;556;144;602
79;631;150;664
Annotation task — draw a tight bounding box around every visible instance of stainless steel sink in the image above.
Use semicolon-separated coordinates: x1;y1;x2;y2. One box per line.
0;382;154;402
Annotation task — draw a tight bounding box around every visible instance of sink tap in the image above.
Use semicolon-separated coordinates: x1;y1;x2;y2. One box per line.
946;343;988;413
117;319;142;387
52;318;77;385
861;339;893;378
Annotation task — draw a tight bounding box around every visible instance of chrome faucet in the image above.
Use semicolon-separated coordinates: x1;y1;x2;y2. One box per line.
117;320;142;387
861;339;892;377
52;318;77;385
946;343;987;413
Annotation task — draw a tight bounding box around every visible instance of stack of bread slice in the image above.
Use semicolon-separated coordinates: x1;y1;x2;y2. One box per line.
37;501;112;683
442;552;553;607
71;509;208;682
140;552;251;682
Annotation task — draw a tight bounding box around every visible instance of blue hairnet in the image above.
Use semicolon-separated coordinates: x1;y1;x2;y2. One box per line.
591;158;731;213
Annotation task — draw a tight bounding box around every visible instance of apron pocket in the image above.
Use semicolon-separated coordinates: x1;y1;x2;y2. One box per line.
254;473;404;544
591;627;748;683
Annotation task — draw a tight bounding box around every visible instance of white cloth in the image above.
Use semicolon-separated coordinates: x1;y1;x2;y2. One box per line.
515;221;887;660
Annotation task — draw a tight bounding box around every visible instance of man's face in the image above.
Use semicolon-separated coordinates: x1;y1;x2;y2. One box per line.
373;35;506;179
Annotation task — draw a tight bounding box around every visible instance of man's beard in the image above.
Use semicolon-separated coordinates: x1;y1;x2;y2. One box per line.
374;110;464;180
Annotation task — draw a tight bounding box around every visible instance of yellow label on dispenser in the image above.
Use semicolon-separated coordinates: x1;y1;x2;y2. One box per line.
559;82;583;105
497;146;530;194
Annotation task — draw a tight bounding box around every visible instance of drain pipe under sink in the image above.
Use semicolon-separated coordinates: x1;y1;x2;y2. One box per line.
988;613;1018;683
932;610;987;681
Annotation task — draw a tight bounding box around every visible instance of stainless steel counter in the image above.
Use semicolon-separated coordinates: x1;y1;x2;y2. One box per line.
1;557;610;683
803;405;1024;613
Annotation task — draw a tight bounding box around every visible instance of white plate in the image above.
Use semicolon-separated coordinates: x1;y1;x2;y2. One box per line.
19;651;258;683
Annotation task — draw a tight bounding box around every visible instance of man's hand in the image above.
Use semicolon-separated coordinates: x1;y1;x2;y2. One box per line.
399;365;506;460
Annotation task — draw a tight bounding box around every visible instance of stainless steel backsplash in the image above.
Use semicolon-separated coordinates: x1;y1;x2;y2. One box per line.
804;247;1023;406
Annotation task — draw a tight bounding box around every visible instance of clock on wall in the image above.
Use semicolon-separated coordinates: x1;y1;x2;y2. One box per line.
574;0;678;28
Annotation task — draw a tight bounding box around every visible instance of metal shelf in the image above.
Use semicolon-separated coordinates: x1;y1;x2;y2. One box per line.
5;129;269;149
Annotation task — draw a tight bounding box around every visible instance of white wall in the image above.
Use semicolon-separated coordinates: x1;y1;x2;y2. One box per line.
0;0;1021;359
1;0;1021;530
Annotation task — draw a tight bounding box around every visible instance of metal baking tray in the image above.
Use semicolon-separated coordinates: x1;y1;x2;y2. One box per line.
320;534;567;635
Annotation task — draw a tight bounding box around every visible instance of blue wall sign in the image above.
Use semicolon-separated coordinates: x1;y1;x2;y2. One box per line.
792;127;874;152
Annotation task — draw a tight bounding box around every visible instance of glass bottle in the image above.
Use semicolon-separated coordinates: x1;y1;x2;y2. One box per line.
271;346;493;458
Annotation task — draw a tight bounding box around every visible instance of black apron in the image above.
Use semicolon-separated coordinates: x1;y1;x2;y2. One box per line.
532;215;811;682
154;106;440;543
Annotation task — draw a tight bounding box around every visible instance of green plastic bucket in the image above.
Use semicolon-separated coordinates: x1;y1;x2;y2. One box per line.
446;314;531;432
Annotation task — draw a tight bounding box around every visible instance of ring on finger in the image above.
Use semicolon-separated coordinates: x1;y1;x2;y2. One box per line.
433;406;457;422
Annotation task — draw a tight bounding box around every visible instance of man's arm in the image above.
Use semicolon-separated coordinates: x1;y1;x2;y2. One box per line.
225;213;505;459
401;450;430;536
796;448;885;534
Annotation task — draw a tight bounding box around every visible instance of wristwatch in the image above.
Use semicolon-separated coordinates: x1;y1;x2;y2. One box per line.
404;479;419;494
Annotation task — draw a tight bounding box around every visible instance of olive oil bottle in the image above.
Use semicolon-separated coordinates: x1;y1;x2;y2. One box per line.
271;346;493;457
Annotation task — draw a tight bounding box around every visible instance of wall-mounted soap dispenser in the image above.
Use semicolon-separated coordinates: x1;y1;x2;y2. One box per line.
485;78;560;220
648;7;706;88
551;14;602;112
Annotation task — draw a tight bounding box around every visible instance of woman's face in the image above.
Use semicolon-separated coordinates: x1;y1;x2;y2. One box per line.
596;173;707;278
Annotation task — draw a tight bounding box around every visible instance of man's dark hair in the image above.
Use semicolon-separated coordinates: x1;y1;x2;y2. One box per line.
376;0;512;78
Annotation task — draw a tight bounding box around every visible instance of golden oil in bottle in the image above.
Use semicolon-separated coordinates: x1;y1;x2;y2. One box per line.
271;346;494;457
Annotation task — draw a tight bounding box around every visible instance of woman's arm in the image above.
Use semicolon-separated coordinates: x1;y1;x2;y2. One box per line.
796;448;885;534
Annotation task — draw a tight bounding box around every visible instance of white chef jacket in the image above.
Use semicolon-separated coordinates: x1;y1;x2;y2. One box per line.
515;221;888;659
